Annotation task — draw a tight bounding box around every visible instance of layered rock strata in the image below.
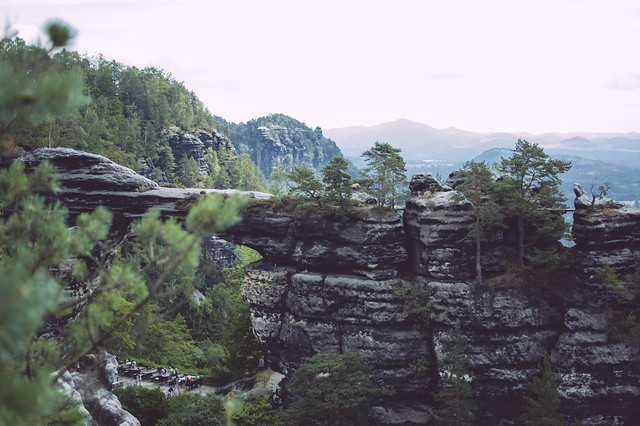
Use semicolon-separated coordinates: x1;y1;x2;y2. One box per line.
16;148;270;228
165;127;235;173
572;183;640;275
12;150;640;424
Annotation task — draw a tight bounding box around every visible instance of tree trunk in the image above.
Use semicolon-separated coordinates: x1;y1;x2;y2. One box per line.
475;218;483;283
517;215;524;266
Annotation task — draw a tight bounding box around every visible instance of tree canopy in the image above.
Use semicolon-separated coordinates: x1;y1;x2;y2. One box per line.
285;351;391;425
0;25;250;425
497;140;572;266
453;160;503;282
0;34;268;191
360;141;408;212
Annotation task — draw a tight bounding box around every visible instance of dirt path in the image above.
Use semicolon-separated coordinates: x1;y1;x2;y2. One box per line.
118;368;283;401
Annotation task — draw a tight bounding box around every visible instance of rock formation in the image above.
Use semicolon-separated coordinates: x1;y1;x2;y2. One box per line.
227;114;342;179
164;127;235;174
13;149;640;424
57;352;139;425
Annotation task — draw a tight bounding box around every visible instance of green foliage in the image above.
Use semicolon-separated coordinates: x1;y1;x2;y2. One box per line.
321;155;353;211
227;113;342;180
433;321;476;426
233;395;285;426
1;140;246;425
360;141;408;212
179;156;204;188
158;392;225;426
286;164;324;206
0;24;256;424
285;156;355;215
453;160;503;282
2;34;268;191
224;303;264;377
0;26;105;421
527;247;574;274
593;261;632;334
135;313;204;368
114;385;169;426
285;351;392;425
519;354;563;426
497;139;572;266
269;164;291;196
594;261;630;305
0;35;89;154
395;281;434;329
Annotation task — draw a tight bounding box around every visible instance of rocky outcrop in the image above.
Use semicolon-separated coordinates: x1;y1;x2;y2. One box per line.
403;175;503;280
58;352;139;426
16;148;270;229
164;127;235;173
201;236;238;268
223;204;407;280
13;152;640;424
572;183;640;275
228;114;342;179
242;263;431;424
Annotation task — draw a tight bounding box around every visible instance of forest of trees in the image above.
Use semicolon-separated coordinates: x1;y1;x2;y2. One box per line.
0;35;269;191
224;113;344;174
0;26;265;425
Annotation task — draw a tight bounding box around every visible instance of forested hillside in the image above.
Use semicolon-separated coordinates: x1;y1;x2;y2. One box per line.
1;37;267;190
1;30;273;425
223;113;346;179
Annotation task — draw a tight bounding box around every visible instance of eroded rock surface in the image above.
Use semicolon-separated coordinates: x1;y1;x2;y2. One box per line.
58;352;139;426
13;152;640;424
572;183;640;275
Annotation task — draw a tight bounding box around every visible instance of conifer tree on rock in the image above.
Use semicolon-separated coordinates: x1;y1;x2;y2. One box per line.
321;155;353;211
433;321;476;426
519;354;563;426
453;160;503;283
497;139;571;266
285;351;391;425
360;141;408;213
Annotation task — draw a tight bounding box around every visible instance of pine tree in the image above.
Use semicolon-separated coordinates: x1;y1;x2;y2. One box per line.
321;155;353;210
433;321;476;426
520;354;563;426
453;160;503;283
497;140;572;266
285;351;392;425
360;141;408;213
286;164;324;206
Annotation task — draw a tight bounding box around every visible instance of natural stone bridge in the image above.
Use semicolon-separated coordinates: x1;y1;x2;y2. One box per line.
17;148;640;424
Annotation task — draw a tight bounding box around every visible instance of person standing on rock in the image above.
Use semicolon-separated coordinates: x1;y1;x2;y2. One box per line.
259;355;265;369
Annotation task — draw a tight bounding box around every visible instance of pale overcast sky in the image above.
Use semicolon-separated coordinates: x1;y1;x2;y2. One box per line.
4;0;640;133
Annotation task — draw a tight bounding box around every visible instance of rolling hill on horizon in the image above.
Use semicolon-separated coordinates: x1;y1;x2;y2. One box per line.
324;118;640;165
324;118;640;205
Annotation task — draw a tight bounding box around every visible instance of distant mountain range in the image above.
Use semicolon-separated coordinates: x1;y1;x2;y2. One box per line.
324;118;640;205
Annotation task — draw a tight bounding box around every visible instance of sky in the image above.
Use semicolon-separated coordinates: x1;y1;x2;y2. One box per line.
4;0;640;134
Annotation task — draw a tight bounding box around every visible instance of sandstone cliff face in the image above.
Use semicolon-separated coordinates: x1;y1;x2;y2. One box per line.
239;174;640;424
57;352;140;426
572;183;640;276
17;148;270;229
15;150;640;424
164;127;235;174
228;115;342;180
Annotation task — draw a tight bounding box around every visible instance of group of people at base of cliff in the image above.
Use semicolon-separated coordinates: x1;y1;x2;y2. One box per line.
117;358;201;398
